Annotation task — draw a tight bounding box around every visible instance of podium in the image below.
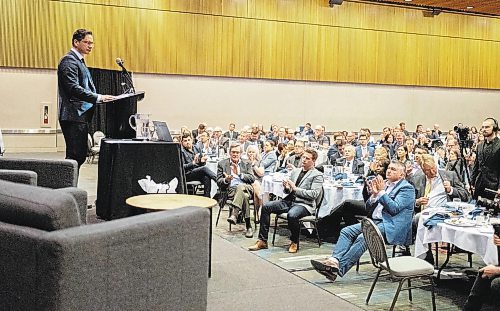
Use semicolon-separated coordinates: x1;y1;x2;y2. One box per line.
104;91;145;139
96;139;187;220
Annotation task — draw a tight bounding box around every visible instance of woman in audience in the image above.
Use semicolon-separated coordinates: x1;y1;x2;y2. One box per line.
382;133;395;155
276;140;295;171
469;126;479;142
367;146;390;177
260;140;277;175
416;134;431;151
246;145;264;219
395;145;411;167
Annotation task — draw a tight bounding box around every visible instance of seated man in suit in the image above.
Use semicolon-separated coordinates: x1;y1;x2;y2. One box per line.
310;160;415;281
248;148;324;253
309;125;330;146
355;134;375;161
327;134;345;161
337;145;365;175
285;140;305;169
411;154;469;260
180;134;216;198
217;143;256;236
223;123;239;141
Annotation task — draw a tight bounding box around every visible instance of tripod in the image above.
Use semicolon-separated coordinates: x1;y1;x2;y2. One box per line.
452;139;474;198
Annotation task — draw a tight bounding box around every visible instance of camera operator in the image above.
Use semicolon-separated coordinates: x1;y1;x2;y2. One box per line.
462;233;500;310
471;118;500;200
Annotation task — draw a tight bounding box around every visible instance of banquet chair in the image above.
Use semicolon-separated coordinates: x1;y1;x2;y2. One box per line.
271;189;323;249
361;218;436;311
215;188;257;230
186;180;204;196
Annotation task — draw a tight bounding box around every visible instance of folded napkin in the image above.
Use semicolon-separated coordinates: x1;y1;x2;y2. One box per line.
355;176;365;184
468;208;484;219
444;206;464;216
423;213;450;229
341;181;354;187
334;173;347;180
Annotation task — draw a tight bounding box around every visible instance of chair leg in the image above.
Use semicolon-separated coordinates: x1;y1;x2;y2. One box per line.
272;215;278;246
389;278;406;311
356;260;360;272
366;268;382;304
468;252;473;268
315;225;321;247
407;279;412;301
392;245;396;258
216;203;223;227
429;276;437;311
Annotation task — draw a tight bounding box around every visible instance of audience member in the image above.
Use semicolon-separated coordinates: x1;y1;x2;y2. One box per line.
310;161;414;281
223;123;239;140
180;134;216;198
217;143;256;234
355;134;375;161
249;148;323;253
462;234;500;310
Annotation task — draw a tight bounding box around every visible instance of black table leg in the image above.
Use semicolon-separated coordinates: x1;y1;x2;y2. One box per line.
209;207;212;278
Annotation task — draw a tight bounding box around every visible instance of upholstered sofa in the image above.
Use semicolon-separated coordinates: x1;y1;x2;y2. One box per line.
0;157;87;223
0;180;210;311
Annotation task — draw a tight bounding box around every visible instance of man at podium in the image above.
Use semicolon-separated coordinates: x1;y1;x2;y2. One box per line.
58;28;115;168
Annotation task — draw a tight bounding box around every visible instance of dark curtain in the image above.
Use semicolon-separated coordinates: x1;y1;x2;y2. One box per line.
88;68;130;135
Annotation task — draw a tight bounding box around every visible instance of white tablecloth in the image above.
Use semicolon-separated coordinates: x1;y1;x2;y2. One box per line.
260;174;364;219
206;160;218;198
414;210;498;265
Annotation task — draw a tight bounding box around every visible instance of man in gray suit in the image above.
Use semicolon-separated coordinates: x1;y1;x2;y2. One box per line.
217;143;256;237
249;148;324;253
411;154;469;262
58;29;115;168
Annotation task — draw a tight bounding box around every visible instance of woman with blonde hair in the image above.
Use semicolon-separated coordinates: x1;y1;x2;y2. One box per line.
246;145;264;237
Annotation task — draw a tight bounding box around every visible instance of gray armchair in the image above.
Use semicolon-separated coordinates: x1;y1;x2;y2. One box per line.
0;157;87;223
0;180;209;311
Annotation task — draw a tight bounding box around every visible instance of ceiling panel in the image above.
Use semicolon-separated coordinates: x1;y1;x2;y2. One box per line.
365;0;500;16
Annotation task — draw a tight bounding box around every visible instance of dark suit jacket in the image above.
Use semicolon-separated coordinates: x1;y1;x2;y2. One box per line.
58;50;98;123
471;137;500;198
216;158;255;190
223;131;239;140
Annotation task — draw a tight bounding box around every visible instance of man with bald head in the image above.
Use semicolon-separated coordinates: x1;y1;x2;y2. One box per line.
309;125;329;145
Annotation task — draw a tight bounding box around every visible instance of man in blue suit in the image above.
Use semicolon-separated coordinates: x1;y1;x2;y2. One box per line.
311;160;415;281
355;134;375;161
58;29;115;168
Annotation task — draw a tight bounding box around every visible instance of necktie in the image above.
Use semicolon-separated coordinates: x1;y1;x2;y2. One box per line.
231;163;238;175
422;178;431;210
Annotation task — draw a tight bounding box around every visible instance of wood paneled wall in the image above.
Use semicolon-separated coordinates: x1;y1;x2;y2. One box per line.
1;0;499;89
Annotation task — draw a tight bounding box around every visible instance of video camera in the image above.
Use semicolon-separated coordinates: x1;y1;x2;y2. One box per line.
477;196;500;216
453;123;470;142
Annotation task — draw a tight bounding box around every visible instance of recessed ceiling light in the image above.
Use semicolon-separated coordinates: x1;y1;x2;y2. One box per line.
466;6;474;9
404;0;412;2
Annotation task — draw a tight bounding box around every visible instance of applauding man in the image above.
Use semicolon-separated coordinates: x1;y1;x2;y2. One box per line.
311;161;414;281
249;148;323;253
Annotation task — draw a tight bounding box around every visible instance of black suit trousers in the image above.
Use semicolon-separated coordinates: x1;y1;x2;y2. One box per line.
60;120;88;168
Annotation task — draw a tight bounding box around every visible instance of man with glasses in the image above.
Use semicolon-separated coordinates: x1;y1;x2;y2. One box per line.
58;28;115;168
217;143;256;235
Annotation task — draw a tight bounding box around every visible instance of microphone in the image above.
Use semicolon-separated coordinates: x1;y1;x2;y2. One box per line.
115;57;135;94
115;57;126;69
